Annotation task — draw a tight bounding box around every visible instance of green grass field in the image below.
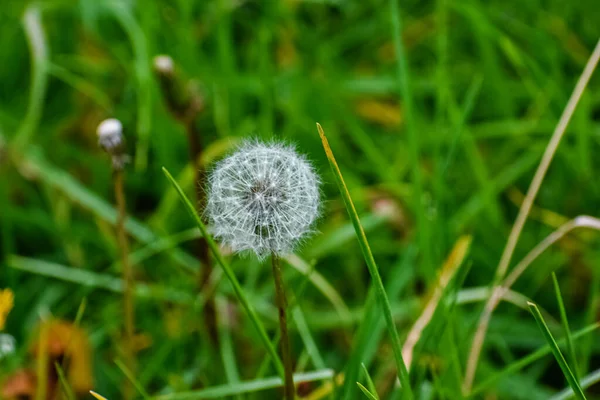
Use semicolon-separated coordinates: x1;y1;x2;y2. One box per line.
1;0;599;399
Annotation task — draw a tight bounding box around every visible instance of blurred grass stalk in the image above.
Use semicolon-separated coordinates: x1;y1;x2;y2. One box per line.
464;37;600;393
13;4;48;152
97;118;137;400
114;168;136;400
153;55;218;341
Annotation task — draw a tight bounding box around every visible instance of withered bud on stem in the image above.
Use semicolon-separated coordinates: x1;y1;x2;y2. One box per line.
96;118;129;170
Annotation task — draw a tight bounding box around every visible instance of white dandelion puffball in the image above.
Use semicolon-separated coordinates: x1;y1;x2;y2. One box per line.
207;141;320;258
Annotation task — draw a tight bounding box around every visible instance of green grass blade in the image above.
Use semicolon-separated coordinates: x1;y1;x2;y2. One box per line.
357;383;379;400
317;123;413;399
550;368;600;400
389;0;431;277
527;302;586;400
292;305;326;370
217;297;243;400
115;359;151;400
162;166;285;378
552;272;579;380
105;2;152;171
54;362;76;400
361;364;380;400
22;151;198;273
153;370;334;400
341;247;416;400
284;254;352;324
7;255;193;304
470;323;599;396
13;4;49;150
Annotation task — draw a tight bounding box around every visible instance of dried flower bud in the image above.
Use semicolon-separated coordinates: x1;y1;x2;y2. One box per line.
96;118;128;170
153;55;202;119
97;118;123;151
207;141;320;258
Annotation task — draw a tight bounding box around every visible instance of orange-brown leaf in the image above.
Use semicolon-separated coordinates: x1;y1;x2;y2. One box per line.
30;320;93;394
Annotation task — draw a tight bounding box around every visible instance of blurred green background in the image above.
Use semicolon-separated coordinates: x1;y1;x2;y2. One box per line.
1;0;599;399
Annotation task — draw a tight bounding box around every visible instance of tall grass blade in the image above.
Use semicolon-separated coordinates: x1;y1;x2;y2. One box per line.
552;272;579;380
162;166;285;378
527;302;586;399
116;359;151;400
317;123;413;399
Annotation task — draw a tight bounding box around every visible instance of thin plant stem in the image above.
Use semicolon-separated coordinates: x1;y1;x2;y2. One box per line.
153;57;217;341
463;37;600;393
115;169;135;400
271;254;295;400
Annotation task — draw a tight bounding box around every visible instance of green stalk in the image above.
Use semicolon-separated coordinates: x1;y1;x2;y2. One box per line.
317;123;413;399
528;302;586;400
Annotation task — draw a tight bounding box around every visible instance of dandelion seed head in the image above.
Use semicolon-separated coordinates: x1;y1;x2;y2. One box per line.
96;118;123;152
207;141;320;258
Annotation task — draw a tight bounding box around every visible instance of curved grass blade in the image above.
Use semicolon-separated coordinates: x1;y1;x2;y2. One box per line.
153;369;334;400
317;123;413;399
14;4;49;150
527;302;586;400
162;167;285;378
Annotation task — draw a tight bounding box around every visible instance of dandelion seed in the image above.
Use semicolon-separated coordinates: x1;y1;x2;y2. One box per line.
207;141;320;258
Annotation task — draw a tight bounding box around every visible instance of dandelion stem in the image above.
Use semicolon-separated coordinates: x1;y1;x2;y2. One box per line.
271;254;295;400
114;169;135;400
